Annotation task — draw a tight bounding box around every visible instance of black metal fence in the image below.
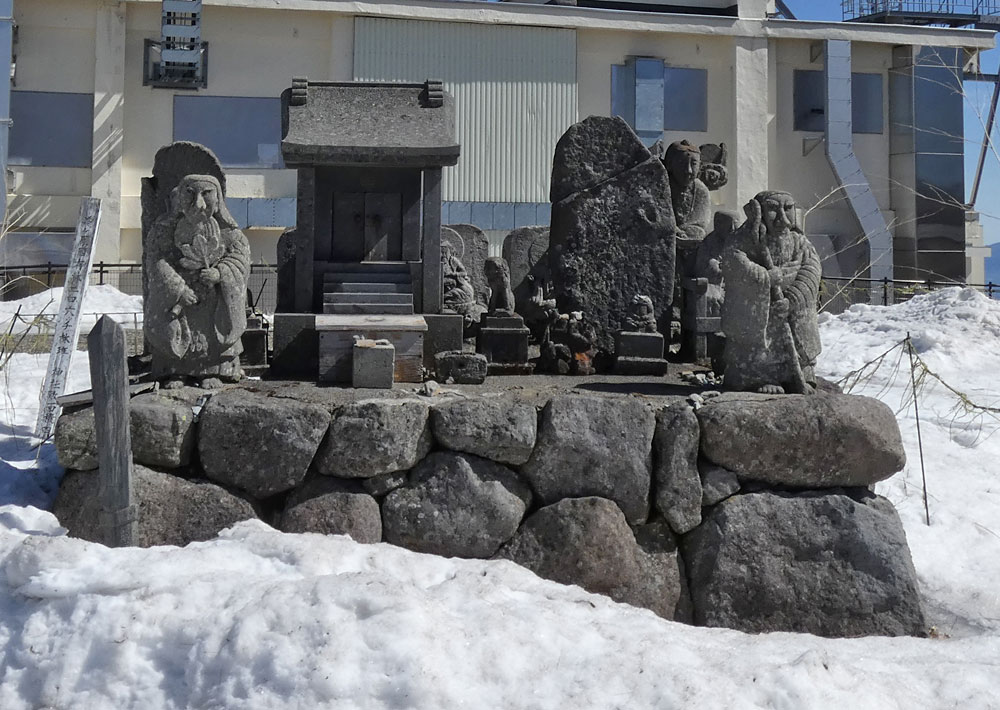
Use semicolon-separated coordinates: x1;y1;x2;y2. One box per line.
820;275;999;313
842;0;1000;20
0;262;279;314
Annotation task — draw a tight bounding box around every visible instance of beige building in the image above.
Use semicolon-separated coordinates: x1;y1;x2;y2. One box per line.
4;0;995;286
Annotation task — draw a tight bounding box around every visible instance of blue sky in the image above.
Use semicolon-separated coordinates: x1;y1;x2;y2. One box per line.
785;0;1000;247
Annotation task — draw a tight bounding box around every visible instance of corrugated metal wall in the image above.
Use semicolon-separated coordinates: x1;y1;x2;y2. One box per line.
354;17;577;203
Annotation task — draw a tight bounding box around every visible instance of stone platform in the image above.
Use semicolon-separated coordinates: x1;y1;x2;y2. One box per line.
53;381;926;638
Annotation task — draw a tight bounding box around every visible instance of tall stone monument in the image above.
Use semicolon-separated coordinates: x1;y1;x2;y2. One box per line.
548;116;676;360
142;146;251;388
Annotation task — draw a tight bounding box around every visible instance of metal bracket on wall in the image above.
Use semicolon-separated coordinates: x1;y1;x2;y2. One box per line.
802;136;824;156
810;42;824;64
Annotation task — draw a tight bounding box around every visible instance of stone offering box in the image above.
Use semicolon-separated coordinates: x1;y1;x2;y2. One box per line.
54;385;926;638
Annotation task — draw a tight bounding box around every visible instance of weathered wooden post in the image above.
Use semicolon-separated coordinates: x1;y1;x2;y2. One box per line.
88;315;137;547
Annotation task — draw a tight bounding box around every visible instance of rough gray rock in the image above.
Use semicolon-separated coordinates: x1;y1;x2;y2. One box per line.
198;389;330;498
549;116;650;203
682;490;927;637
55;407;99;471
382;452;531;558
697;392;906;488
653;402;702;534
53;465;257;547
430;396;537;465
362;470;409;498
631;518;687;621
521;395;654;524
315;399;432;479
55;390;200;472
435;351;488;385
280;477;381;543
549;156;676;356
128;391;198;469
499;497;682;619
699;462;740;506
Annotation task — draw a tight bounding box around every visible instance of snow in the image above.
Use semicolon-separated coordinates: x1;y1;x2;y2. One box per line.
0;284;143;334
0;286;997;709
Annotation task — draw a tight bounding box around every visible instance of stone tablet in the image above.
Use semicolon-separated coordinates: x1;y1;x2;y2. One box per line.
502;226;550;316
549;153;676;356
443;224;491;307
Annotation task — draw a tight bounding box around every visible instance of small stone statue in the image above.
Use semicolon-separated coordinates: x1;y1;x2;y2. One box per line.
721;191;821;395
665;140;712;246
484;256;516;316
441;239;483;329
144;174;251;388
521;276;560;344
698;143;729;191
625;295;658;333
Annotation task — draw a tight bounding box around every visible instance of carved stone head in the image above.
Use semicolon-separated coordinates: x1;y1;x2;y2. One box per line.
171;175;239;228
755;190;799;236
666;140;701;186
484;256;511;288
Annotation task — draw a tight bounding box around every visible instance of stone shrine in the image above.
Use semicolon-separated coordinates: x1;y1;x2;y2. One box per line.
274;78;461;382
141;143;250;388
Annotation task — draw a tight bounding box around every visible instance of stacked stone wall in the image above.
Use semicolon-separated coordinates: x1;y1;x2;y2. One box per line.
54;386;926;637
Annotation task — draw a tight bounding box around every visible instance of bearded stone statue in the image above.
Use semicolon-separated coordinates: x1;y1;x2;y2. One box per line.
143;174;251;388
721;190;822;394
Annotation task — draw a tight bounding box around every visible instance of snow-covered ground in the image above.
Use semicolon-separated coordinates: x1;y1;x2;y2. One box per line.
0;287;997;709
0;284;143;334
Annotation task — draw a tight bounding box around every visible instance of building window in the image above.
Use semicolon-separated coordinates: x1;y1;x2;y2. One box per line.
794;70;884;134
173;96;283;168
8;91;94;168
612;58;708;144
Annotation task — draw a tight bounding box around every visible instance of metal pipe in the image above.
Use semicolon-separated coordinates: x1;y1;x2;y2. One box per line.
970;70;1000;206
0;0;14;228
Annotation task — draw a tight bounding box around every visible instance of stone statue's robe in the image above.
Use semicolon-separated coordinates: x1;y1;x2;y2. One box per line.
721;227;821;392
145;216;251;379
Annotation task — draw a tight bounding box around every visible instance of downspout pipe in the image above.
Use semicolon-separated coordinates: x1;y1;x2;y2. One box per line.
824;39;894;288
0;0;11;227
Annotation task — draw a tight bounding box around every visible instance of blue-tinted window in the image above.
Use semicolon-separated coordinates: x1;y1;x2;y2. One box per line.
9;91;94;168
663;67;707;132
794;70;884;134
173;96;283;168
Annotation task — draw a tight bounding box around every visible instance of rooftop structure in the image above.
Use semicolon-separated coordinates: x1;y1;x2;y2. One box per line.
843;0;1000;28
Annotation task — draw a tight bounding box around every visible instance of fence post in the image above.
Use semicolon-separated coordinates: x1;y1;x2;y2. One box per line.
98;261;106;285
88;315;137;547
46;262;53;287
882;277;888;306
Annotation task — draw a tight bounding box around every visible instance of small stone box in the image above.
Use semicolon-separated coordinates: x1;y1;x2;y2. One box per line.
317;315;427;383
613;331;668;376
435;350;488;384
477;314;534;376
353;338;395;389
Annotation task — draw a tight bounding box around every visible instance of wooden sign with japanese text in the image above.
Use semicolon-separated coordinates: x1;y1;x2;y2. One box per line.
35;198;103;439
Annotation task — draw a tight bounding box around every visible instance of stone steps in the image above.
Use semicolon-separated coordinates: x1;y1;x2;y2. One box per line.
323;292;413;306
327;282;411;294
322;302;415;315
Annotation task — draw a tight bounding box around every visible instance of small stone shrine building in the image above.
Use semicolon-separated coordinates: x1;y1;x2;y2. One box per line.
274;78;460;382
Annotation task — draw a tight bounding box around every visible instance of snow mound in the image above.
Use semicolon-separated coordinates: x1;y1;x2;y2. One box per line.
0;284;143;333
0;520;998;710
819;287;1000;638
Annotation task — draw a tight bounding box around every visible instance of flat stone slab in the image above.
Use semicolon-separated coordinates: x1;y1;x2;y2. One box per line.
696;392;906;488
682;490;926;637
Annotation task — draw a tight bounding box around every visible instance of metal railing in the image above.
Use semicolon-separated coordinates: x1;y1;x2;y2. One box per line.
821;275;999;312
0;262;279;314
843;0;1000;19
